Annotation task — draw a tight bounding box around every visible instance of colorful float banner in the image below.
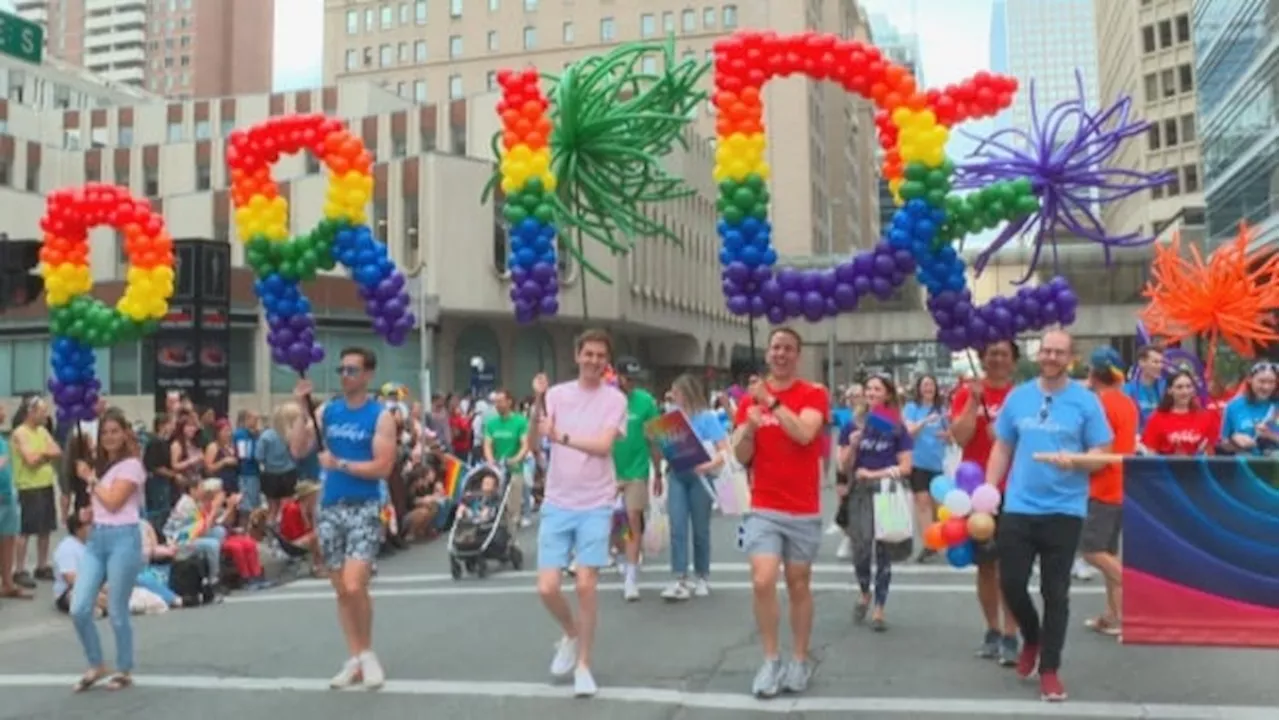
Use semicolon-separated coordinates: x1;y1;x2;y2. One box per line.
645;410;712;475
1122;456;1278;648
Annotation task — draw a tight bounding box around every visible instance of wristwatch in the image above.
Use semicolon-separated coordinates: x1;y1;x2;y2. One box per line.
338;459;351;471
560;432;570;445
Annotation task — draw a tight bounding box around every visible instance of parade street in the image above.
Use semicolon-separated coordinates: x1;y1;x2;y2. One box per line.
0;501;1275;720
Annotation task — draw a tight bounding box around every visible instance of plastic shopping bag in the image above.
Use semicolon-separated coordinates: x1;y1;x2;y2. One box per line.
643;500;669;557
714;458;752;516
873;478;914;543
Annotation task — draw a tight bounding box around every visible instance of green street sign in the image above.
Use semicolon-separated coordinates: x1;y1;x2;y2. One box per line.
0;10;43;65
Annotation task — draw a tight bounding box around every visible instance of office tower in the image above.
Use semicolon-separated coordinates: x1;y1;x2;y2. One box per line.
1004;0;1099;130
12;0;274;98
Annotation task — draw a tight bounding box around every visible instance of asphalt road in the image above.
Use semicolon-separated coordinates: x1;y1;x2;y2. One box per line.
1;501;1276;720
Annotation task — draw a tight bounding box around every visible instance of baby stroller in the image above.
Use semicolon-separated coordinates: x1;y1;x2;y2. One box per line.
447;464;523;579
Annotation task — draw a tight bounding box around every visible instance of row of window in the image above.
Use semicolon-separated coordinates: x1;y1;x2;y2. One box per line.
1142;63;1196;102
1140;13;1192;54
1145;113;1198;151
344;1;737;38
1150;163;1202;200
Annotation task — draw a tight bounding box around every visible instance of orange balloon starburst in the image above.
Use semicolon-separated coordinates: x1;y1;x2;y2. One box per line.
1140;222;1279;377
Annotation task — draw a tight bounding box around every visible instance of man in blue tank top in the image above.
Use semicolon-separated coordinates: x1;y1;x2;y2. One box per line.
293;347;397;691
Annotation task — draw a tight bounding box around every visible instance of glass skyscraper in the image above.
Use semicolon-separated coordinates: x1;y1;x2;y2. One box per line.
1002;0;1099;130
1193;0;1279;249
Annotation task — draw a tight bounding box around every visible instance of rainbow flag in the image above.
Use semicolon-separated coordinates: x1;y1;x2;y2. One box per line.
645;410;712;475
440;454;465;500
865;406;902;434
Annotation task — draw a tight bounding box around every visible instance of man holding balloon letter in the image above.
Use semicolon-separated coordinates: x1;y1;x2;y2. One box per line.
983;330;1112;703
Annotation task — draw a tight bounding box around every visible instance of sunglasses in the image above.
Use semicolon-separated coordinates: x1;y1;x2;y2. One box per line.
336;365;364;377
1250;362;1278;376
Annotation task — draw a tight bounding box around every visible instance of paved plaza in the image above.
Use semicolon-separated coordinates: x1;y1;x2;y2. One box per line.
0;498;1275;719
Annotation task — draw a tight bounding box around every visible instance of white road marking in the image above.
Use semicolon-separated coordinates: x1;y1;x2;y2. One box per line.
282;563;981;588
0;673;1268;718
229;580;1103;604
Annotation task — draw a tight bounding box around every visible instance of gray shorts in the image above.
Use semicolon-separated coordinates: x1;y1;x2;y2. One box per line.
317;501;383;570
741;511;823;564
1080;499;1121;555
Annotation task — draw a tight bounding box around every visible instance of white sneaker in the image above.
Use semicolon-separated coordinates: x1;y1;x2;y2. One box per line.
520;517;533;528
550;636;578;677
359;651;385;690
836;537;852;559
623;576;640;601
1072;558;1096;581
573;666;598;697
660;580;691;601
329;657;362;689
825;523;842;536
692;577;710;597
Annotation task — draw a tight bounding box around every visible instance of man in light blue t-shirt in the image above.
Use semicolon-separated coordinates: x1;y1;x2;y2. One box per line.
983;330;1113;704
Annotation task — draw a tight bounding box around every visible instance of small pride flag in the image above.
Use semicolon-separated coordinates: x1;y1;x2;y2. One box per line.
644;410;712;475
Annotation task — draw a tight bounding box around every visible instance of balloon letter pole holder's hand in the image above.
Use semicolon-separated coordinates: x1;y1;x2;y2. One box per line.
40;184;175;424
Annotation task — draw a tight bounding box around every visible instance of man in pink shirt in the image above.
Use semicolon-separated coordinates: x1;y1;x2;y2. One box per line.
532;328;628;698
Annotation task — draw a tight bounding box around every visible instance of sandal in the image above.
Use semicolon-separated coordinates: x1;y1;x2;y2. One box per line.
853;599;870;624
1084;615;1121;636
871;616;889;633
0;587;32;600
104;674;133;691
73;669;107;693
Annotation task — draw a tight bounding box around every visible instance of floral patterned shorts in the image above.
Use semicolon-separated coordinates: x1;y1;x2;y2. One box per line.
317;501;383;570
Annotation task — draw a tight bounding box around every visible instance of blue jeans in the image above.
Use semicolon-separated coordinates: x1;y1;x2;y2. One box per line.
667;473;712;578
239;475;261;514
184;526;225;582
71;524;143;672
134;567;178;606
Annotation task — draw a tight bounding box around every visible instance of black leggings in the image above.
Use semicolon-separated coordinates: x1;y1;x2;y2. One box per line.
996;512;1083;672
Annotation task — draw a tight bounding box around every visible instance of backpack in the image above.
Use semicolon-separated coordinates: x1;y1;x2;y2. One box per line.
168;555;215;606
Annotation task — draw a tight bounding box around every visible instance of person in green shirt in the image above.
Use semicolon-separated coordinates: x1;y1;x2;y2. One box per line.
611;357;663;601
483;389;531;539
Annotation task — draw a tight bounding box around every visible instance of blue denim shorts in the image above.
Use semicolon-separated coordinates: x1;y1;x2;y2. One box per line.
0;499;19;537
536;504;612;570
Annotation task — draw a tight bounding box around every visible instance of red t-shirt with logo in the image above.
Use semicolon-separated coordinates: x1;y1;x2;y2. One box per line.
949;381;1013;485
279;499;310;543
735;380;830;516
1142;408;1217;456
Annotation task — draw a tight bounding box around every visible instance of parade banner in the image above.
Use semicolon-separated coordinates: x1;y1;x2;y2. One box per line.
645;410;711;475
1122;456;1279;648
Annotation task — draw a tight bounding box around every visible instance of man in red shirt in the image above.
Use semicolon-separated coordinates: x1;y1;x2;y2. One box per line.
1080;347;1138;636
949;340;1020;665
732;327;829;699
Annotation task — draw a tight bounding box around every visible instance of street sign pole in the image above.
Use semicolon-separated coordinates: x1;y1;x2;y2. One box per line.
0;10;44;65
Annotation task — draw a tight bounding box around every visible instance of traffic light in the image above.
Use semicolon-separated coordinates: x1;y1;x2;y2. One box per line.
0;234;43;312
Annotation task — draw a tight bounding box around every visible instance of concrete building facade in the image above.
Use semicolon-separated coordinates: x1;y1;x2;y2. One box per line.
1094;0;1205;240
0;82;749;421
12;0;274;99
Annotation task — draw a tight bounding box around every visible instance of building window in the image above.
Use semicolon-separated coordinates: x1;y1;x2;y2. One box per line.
220;118;235;136
1175;14;1190;43
489;0;499;9
449;35;462;58
524;0;537;10
167;121;183;142
640;13;655;38
414;79;427;102
380;44;392;66
600;17;615;41
1147;125;1160;151
1164;117;1178;146
562;21;574;43
703;7;715;27
415;0;427;24
1178;63;1193;93
723;5;738;28
1141;25;1155;53
194;120;210;139
1166;173;1181;196
486;71;497;90
488;31;498;51
381;5;393;28
399;42;410;63
400;2;410;24
1160;68;1175;98
450;0;463;18
449;74;462;98
1183;164;1199;193
1180;114;1195;143
144;167;158;197
392;135;407;157
196;161;210;190
415;40;427;62
0;158;8;186
682;9;695;31
642;56;657;74
523;25;536;49
1143;73;1157;103
346;49;358;70
346;9;358;34
663;11;675;33
365;8;375;30
1157;19;1172;48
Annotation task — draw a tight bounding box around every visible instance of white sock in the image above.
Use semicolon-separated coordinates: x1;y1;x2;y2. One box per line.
625;564;637;583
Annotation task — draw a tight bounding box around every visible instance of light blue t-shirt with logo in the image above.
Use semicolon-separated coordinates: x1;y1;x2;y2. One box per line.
995;379;1114;518
903;401;947;473
1221;395;1279;456
320;398;385;506
1125;377;1166;430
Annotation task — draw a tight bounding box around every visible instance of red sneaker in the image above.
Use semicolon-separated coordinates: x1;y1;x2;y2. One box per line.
1040;671;1067;702
1016;644;1039;679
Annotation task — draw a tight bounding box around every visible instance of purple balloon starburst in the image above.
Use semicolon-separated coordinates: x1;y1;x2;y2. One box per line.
953;71;1174;282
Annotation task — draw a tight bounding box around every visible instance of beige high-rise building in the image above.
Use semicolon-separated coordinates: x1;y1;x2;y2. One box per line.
12;0;275;99
323;0;881;257
1094;0;1203;239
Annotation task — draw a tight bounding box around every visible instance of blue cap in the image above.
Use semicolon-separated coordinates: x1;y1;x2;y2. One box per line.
1088;346;1125;376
